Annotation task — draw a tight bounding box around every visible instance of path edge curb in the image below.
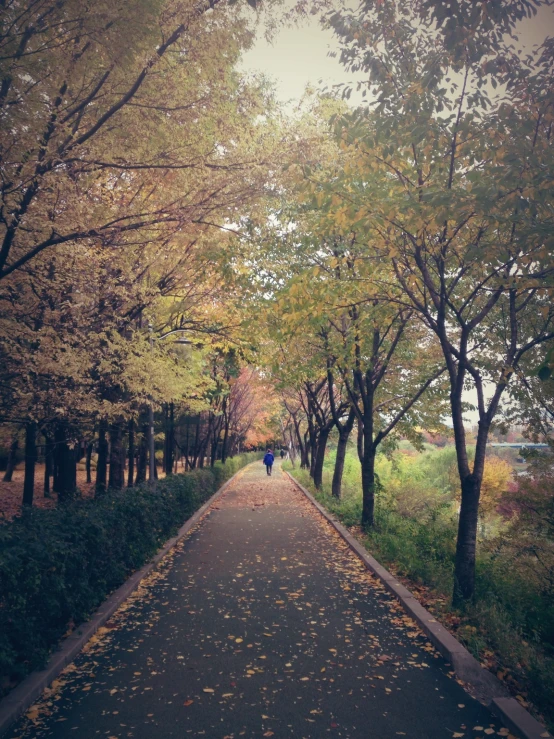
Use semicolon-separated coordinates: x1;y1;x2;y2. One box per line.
285;470;551;739
0;463;252;739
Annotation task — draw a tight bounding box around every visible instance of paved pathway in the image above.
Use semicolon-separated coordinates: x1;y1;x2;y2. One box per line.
10;463;511;739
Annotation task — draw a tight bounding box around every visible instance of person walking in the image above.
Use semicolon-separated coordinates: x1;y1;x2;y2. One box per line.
263;448;274;476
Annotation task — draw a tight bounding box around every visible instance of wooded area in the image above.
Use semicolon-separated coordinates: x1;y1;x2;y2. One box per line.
1;0;553;728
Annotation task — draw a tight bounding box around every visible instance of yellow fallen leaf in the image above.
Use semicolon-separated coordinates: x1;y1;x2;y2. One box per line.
458;704;465;708
300;677;309;681
452;734;464;738
235;638;243;644
222;693;233;698
203;688;214;693
484;731;494;736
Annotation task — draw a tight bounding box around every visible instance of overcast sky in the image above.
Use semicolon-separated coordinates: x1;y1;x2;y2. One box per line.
241;5;554;109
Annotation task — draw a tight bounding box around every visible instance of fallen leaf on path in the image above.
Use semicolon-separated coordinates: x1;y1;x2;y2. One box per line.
183;700;194;706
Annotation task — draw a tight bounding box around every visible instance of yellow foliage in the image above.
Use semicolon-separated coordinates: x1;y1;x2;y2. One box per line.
479;457;512;515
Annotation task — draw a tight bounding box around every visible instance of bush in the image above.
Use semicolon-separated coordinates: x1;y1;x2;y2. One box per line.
0;452;260;693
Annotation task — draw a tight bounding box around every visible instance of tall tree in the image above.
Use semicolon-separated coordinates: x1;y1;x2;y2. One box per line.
324;0;554;599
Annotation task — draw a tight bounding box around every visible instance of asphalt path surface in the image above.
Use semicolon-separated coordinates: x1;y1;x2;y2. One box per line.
9;462;513;739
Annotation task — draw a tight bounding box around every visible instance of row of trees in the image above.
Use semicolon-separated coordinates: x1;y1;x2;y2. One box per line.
0;0;284;505
1;0;553;609
1;361;275;501
238;0;554;603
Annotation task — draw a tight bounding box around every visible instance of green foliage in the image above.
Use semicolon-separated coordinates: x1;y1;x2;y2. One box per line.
0;452;260;692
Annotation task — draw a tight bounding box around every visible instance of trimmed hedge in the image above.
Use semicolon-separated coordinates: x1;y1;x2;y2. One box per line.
0;452;261;693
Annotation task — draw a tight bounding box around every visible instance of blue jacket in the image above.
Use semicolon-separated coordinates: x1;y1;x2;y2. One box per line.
263;452;274;465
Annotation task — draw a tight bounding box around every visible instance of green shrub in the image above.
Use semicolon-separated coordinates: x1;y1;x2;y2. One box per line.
0;452;260;693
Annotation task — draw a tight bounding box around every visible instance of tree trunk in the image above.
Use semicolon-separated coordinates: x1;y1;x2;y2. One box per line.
3;435;18;482
53;426;62;493
163;404;169;474
57;434;77;503
95;420;109;496
185;420;190;471
164;403;174;476
44;435;54;496
221;414;230;464
127;419;135;487
331;409;355;499
332;429;350;499
135;424;148;485
452;418;489;604
308;427;318;479
453;473;481;603
22;421;37;507
302;431;310;469
85;442;93;484
357;419;364;463
313;427;330;490
109;420;124;489
361;444;377;528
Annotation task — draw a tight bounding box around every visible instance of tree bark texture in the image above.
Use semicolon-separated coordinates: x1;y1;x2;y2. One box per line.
135;424;148;484
332;427;351;499
86;442;93;484
3;435;18;482
44;435;54;496
361;443;377;528
109;420;125;489
313;427;330;490
95;420;109;496
57;434;77;503
127;419;135;487
22;421;37;507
